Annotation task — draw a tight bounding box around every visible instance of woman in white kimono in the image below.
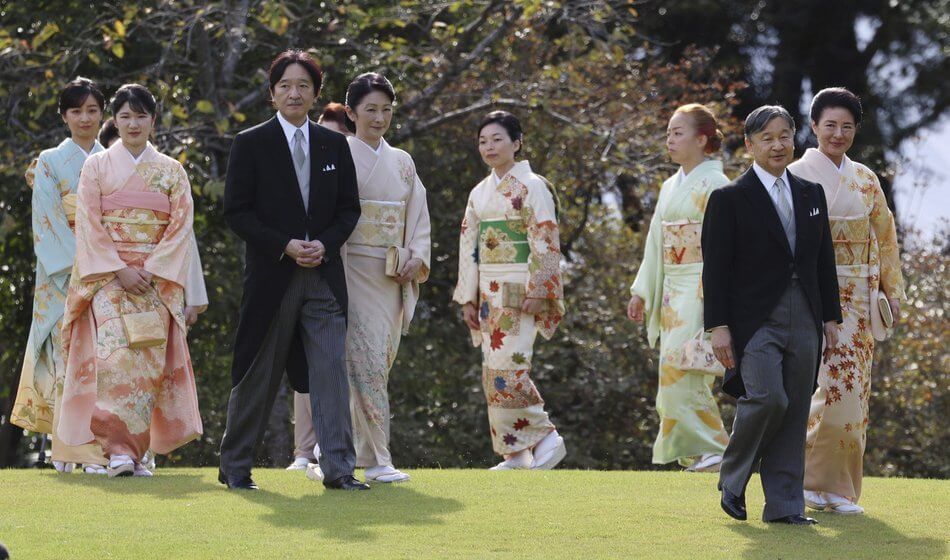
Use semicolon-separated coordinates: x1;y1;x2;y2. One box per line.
339;73;430;483
453;111;567;471
626;103;731;471
789;88;904;514
11;78;109;474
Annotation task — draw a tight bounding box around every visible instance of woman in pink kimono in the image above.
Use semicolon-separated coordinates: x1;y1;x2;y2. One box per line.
453;111;566;471
58;84;203;477
339;73;430;483
789;88;905;514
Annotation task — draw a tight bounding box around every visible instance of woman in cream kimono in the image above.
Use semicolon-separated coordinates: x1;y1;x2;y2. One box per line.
338;74;430;483
11;78;109;474
627;104;730;471
790;88;904;514
58;84;203;477
453;111;566;471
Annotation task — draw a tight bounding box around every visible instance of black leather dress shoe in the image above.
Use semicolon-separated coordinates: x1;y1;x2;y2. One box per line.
769;514;818;525
721;488;747;521
323;475;370;490
218;469;259;490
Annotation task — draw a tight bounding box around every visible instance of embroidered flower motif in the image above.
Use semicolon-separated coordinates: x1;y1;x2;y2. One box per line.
513;418;530;431
511;196;523;210
494;376;507;391
503;433;517;446
490;328;506;350
489;281;500;293
480;301;490;320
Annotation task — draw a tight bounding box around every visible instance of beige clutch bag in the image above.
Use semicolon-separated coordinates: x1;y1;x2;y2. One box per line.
877;292;894;328
385;246;411;277
61;193;78;223
501;282;526;309
121;294;166;349
669;329;725;377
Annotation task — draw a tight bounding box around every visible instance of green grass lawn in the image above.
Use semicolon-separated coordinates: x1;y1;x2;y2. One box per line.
0;468;946;559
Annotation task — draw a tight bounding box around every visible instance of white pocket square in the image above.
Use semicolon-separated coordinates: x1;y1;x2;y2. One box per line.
809;208;820;217
322;164;336;172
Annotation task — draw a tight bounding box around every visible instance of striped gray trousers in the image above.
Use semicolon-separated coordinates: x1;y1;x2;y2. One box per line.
219;267;355;482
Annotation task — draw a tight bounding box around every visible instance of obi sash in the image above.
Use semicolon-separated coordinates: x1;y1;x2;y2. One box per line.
662;220;702;265
478;218;529;265
350;199;407;249
830;216;870;266
100;191;171;253
62;193;78;228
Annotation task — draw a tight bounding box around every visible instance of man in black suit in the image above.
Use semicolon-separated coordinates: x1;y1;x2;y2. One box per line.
702;105;841;524
219;49;368;491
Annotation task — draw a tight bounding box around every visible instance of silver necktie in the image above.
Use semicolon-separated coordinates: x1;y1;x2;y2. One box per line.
772;177;794;243
293;128;306;170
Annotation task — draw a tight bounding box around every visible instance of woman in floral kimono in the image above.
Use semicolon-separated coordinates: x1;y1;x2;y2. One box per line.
453;111;566;471
626;103;730;471
58;84;203;477
339;74;430;483
789;88;904;514
11;78;109;474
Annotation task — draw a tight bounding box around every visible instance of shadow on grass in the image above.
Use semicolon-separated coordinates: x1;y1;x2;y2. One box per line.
728;514;947;560
48;471;213;500
236;484;465;542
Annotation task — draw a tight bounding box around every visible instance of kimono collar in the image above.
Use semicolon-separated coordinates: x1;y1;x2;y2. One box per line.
108;140;156;165
800;147;854;178
679;159;724;183
61;137;104;158
353;136;387;156
494;160;535;186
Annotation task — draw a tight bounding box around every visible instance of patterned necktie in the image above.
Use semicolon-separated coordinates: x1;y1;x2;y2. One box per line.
771;177;794;245
293;128;306;170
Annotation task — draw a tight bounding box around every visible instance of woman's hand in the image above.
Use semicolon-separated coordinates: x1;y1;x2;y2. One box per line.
627;295;645;322
116;267;150;295
521;298;547;315
184;306;200;327
395;258;424;285
462;302;480;330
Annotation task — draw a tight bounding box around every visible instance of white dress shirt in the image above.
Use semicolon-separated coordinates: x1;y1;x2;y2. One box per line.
276;111;309;154
751;161;793;211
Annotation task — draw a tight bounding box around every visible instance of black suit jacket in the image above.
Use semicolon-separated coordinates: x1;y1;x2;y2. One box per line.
701;167;841;398
224;117;360;392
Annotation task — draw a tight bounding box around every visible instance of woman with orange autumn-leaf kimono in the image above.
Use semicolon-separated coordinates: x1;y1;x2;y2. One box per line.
58;84;202;478
453;111;566;471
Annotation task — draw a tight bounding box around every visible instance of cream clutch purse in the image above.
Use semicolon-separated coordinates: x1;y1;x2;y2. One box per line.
501;282;526;309
385;246;411;277
669;329;725;377
877;292;894;328
121;293;166;349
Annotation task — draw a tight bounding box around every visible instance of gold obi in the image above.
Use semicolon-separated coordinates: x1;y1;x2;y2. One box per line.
61;193;78;228
350;199;406;248
829;216;870;265
101;208;170;253
662;220;703;265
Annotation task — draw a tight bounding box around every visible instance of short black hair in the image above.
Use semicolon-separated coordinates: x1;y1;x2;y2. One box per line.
98;117;120;146
58;77;105;115
810;87;863;126
110;83;157;116
478;111;523;154
268;49;323;94
344;72;396;132
744;105;795;137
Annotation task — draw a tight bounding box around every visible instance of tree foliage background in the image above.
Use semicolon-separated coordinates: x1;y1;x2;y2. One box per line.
0;0;946;477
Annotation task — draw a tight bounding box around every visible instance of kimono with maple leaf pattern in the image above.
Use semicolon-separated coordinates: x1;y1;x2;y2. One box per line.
630;160;730;465
790;149;905;502
11;138;107;465
453;161;564;456
57;142;202;461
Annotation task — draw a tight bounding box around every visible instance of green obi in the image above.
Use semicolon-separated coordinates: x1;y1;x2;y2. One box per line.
478;218;529;264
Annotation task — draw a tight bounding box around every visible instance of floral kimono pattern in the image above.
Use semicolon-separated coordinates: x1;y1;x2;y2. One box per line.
58;142;202;460
790;149;905;502
11;138;106;464
453;160;565;456
630;160;730;465
344;137;431;468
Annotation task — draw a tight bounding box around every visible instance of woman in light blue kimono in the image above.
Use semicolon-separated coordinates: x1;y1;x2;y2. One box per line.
11;78;108;473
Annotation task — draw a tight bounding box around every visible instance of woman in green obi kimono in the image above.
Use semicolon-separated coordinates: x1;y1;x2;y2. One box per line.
453;111;566;471
627;103;731;471
11;78;109;474
790;88;904;514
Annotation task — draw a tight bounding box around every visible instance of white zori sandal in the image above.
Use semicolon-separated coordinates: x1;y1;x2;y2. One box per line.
531;430;566;470
365;465;410;483
490;449;533;471
825;492;864;515
107;455;135;478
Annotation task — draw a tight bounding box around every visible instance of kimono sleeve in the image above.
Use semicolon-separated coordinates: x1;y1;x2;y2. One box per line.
524;178;565;340
184;232;209;309
869;175;906;302
74;156;126;281
144;163;194;289
31;154;75;287
406;166;432;282
452;189;480;307
630;185;666;348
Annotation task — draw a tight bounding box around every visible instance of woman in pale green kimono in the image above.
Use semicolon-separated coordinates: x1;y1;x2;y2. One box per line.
11;78;109;474
627;104;730;471
340;73;431;483
790;88;904;514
